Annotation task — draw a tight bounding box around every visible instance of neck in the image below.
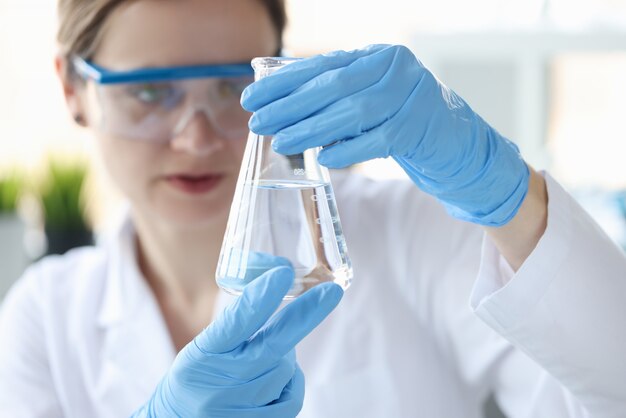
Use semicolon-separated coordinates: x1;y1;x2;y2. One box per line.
132;210;226;305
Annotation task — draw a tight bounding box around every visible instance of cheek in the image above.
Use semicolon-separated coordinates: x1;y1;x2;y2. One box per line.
95;134;158;200
230;138;247;162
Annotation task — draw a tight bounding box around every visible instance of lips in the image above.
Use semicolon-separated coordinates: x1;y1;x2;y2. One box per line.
165;173;225;194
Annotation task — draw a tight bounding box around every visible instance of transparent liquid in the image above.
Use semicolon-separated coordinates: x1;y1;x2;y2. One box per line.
216;180;352;298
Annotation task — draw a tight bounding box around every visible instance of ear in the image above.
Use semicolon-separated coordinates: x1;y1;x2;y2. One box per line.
55;55;89;127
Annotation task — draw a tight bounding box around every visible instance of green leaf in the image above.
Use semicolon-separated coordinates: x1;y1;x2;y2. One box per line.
39;159;90;231
0;171;23;213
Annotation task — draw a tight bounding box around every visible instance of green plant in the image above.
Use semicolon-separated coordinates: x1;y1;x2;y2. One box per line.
39;159;90;231
0;172;23;214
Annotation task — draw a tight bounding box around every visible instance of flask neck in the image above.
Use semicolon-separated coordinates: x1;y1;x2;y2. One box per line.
251;57;301;80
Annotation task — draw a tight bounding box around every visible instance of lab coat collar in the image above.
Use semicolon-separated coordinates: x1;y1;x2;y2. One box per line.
94;213;177;407
96;212;236;328
97;215;147;328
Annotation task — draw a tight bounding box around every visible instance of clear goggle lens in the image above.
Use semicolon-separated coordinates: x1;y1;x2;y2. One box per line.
73;57;254;142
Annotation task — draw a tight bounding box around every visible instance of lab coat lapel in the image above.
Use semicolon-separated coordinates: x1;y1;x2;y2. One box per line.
95;219;176;415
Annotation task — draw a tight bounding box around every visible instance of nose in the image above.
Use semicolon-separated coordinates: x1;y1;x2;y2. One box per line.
170;109;226;156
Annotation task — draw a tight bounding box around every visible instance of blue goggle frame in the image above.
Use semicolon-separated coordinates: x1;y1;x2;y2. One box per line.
72;56;255;85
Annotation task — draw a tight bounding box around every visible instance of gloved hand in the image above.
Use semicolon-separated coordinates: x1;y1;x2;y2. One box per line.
241;44;529;226
216;250;293;294
132;266;343;418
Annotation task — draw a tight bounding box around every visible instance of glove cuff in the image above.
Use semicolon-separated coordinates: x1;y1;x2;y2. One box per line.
395;130;530;227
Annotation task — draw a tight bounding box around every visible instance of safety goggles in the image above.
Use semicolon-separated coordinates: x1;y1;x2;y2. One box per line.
72;57;255;143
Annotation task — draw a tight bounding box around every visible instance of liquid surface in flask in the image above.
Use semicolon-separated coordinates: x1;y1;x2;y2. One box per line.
217;179;352;298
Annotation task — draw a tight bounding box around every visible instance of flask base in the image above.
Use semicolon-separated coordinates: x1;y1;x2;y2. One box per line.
217;266;352;300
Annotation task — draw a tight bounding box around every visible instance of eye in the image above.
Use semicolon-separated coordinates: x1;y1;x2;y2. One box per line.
217;77;253;100
126;83;183;108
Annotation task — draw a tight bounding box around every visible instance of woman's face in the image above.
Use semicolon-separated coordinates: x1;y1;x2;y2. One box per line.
81;0;277;228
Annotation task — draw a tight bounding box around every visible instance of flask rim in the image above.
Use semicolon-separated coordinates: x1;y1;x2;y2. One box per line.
251;57;301;71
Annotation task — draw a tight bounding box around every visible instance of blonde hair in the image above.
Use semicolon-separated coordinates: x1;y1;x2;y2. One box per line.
57;0;286;71
57;0;128;61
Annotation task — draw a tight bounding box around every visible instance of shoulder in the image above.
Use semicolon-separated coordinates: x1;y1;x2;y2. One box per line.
1;245;110;325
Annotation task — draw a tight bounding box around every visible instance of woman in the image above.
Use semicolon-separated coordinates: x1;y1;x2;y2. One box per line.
0;0;625;416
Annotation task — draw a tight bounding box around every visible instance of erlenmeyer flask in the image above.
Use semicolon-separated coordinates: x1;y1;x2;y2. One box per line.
216;57;352;299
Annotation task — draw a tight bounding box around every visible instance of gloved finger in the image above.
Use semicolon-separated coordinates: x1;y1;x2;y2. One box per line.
216;249;293;293
248;352;298;407
251;282;343;362
316;129;392;169
269;95;382;156
218;350;297;407
248;47;397;135
194;266;295;354
221;365;305;418
241;44;390;112
271;59;420;156
242;252;293;283
315;79;427;168
269;363;305;415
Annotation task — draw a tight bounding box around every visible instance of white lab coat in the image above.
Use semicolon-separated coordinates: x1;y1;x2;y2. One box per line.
0;171;624;417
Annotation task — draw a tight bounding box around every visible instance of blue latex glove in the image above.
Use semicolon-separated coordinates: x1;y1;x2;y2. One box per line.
241;44;530;226
132;266;343;418
216;250;293;294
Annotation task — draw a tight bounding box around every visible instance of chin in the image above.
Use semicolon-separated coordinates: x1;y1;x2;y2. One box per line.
136;187;232;231
159;200;231;229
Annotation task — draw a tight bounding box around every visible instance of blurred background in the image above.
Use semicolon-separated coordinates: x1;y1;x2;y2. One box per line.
2;1;626;288
2;0;626;289
1;1;625;416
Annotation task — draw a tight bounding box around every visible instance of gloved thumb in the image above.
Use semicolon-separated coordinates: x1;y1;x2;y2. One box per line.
195;266;295;354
